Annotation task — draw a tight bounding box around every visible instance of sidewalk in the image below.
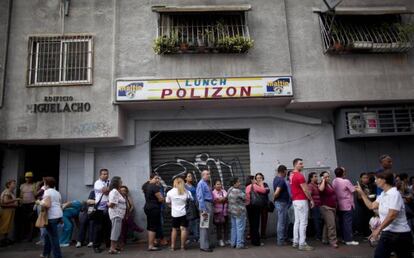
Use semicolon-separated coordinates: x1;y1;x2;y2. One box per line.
0;238;374;258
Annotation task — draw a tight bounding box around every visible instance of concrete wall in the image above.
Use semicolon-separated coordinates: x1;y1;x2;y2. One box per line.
285;0;414;108
116;0;291;79
0;0;120;141
59;107;337;236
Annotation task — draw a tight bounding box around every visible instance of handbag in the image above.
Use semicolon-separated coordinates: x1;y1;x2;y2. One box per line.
88;192;104;220
250;184;267;208
35;209;48;228
267;201;275;213
185;192;199;221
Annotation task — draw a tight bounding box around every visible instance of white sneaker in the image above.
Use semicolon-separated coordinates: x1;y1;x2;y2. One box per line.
87;242;93;247
60;243;69;247
345;241;359;246
219;240;225;247
75;242;82;248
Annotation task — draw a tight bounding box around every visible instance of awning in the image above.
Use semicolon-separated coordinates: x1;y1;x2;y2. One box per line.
152;5;252;13
314;6;414;15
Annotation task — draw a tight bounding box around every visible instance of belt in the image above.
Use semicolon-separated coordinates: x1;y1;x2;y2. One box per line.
205;200;213;203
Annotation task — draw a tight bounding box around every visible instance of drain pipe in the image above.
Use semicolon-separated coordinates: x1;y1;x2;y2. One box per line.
0;0;12;108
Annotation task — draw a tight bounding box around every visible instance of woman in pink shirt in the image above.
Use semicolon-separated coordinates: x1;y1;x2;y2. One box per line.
332;167;359;246
246;175;267;246
212;180;228;247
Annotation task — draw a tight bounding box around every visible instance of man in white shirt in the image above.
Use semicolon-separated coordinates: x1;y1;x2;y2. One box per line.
92;169;110;253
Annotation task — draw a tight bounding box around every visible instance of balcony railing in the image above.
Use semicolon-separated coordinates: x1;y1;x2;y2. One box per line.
318;13;414;54
154;13;253;54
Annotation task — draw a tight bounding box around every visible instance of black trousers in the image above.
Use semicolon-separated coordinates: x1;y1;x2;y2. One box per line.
77;211;94;243
92;210;111;248
247;205;261;246
374;231;413;258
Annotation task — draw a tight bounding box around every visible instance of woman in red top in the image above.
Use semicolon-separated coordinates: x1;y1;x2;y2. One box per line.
245;175;267;246
319;171;338;248
307;172;322;241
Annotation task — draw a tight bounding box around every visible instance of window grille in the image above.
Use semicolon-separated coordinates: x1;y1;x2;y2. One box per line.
344;107;414;137
28;35;93;86
318;13;414;54
156;12;252;54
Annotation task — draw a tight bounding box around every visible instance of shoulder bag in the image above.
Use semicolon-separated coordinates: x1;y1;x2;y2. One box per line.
250;184;267;208
87;192;104;220
185;191;199;221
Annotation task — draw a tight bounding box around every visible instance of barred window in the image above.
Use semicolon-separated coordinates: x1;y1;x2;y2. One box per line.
28;35;93;86
154;11;252;54
318;13;414;54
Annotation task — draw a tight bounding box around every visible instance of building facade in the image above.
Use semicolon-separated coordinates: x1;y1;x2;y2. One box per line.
0;0;413;235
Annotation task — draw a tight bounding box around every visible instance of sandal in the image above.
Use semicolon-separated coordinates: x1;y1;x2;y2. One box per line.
108;249;120;254
170;246;176;251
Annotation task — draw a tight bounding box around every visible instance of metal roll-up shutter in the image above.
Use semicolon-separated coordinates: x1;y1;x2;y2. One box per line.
150;130;250;236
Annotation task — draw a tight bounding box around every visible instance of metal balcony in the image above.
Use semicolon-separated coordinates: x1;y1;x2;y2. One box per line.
318;13;414;54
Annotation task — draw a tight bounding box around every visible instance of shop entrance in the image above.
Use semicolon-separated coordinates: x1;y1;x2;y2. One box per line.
24;145;60;189
150;129;250;235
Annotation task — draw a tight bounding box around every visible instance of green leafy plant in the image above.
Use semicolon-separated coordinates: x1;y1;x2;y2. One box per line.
216;36;254;53
153;32;178;54
395;23;414;42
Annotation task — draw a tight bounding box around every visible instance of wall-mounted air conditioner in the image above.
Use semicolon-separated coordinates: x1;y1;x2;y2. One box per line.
347;112;378;135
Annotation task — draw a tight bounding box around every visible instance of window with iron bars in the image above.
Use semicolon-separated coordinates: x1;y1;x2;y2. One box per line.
318;14;414;54
28;35;93;86
154;12;253;54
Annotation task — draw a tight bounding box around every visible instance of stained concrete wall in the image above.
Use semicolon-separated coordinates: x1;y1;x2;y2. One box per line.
0;0;120;141
286;0;414;108
59;107;337;236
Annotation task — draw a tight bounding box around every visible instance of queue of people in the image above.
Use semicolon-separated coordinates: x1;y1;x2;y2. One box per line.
0;153;413;258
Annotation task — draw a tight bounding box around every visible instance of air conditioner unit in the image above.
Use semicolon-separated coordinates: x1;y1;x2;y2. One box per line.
347;112;378;135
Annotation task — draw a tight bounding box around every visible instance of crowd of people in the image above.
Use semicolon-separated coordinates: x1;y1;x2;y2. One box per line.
0;154;413;258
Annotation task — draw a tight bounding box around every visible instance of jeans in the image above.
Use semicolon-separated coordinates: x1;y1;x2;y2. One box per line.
43;218;62;258
375;231;412;258
275;201;289;245
310;206;322;240
338;210;353;242
188;218;200;241
292;200;309;246
230;214;246;247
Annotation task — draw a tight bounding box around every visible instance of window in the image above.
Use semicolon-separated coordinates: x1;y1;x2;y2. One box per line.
154;11;252;54
28;35;93;86
336;107;414;139
318;13;414;54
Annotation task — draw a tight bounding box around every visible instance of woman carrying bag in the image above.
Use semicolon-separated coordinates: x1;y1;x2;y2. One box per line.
245;175;267;246
38;177;63;258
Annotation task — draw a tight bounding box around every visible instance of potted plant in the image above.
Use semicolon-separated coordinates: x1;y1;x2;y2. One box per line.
179;42;189;52
217;36;254;53
395;23;414;48
153;35;178;54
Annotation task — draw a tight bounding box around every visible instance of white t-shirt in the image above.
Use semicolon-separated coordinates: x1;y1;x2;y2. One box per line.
166;188;190;218
94;179;109;210
108;189;127;220
43;188;63;219
376;187;411;232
